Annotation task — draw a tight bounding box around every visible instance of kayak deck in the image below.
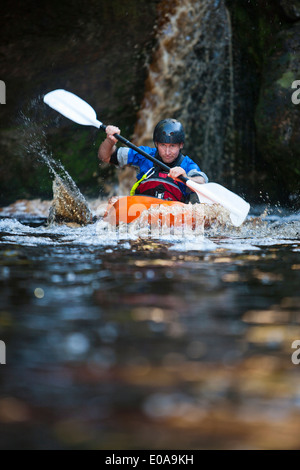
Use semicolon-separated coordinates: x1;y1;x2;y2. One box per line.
103;195;209;229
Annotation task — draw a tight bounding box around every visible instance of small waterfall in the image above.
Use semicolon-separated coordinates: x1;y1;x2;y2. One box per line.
132;0;235;184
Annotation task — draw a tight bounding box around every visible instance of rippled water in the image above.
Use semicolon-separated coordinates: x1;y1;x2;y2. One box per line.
0;199;300;449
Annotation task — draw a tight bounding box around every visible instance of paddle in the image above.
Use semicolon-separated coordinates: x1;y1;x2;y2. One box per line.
43;89;250;226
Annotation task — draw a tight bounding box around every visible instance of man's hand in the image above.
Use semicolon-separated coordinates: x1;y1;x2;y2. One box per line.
168;166;187;179
168;166;206;184
98;125;120;163
105;125;120;145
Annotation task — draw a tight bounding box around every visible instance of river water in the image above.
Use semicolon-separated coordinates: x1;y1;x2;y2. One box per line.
0;197;300;450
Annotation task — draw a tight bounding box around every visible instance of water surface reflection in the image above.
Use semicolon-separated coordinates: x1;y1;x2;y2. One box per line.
0;211;300;449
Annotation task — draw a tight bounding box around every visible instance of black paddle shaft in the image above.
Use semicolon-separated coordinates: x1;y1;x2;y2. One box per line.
99;123;188;184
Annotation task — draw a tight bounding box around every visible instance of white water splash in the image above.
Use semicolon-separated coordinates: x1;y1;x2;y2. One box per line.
19;106;93;225
1;200;299;252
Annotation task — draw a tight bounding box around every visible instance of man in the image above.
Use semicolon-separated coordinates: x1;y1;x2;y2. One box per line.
98;118;208;202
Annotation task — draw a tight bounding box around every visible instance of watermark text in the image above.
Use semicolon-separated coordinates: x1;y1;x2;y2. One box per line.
291;340;300;365
291;80;300;105
0;80;6;104
0;340;6;364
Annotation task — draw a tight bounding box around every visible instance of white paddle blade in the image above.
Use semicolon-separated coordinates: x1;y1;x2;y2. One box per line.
43;89;102;128
186;181;250;227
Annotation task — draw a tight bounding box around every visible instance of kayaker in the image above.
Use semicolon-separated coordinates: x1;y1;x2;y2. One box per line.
98;119;208;202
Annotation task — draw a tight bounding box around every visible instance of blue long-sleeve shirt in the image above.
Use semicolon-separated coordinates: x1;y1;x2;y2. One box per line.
113;146;208;183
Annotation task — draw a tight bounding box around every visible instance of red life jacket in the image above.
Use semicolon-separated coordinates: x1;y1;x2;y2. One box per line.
135;169;186;202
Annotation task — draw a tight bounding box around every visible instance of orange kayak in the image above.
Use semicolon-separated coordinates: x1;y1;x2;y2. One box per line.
103;195;209;230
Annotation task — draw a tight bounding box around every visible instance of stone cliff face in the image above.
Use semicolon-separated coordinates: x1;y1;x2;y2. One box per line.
0;0;160;204
226;0;300;206
1;0;300;208
255;14;300;205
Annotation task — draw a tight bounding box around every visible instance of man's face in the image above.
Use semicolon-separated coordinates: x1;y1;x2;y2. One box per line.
156;142;183;164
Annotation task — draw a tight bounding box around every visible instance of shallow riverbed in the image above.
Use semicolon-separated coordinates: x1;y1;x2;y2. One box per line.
0;200;300;449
